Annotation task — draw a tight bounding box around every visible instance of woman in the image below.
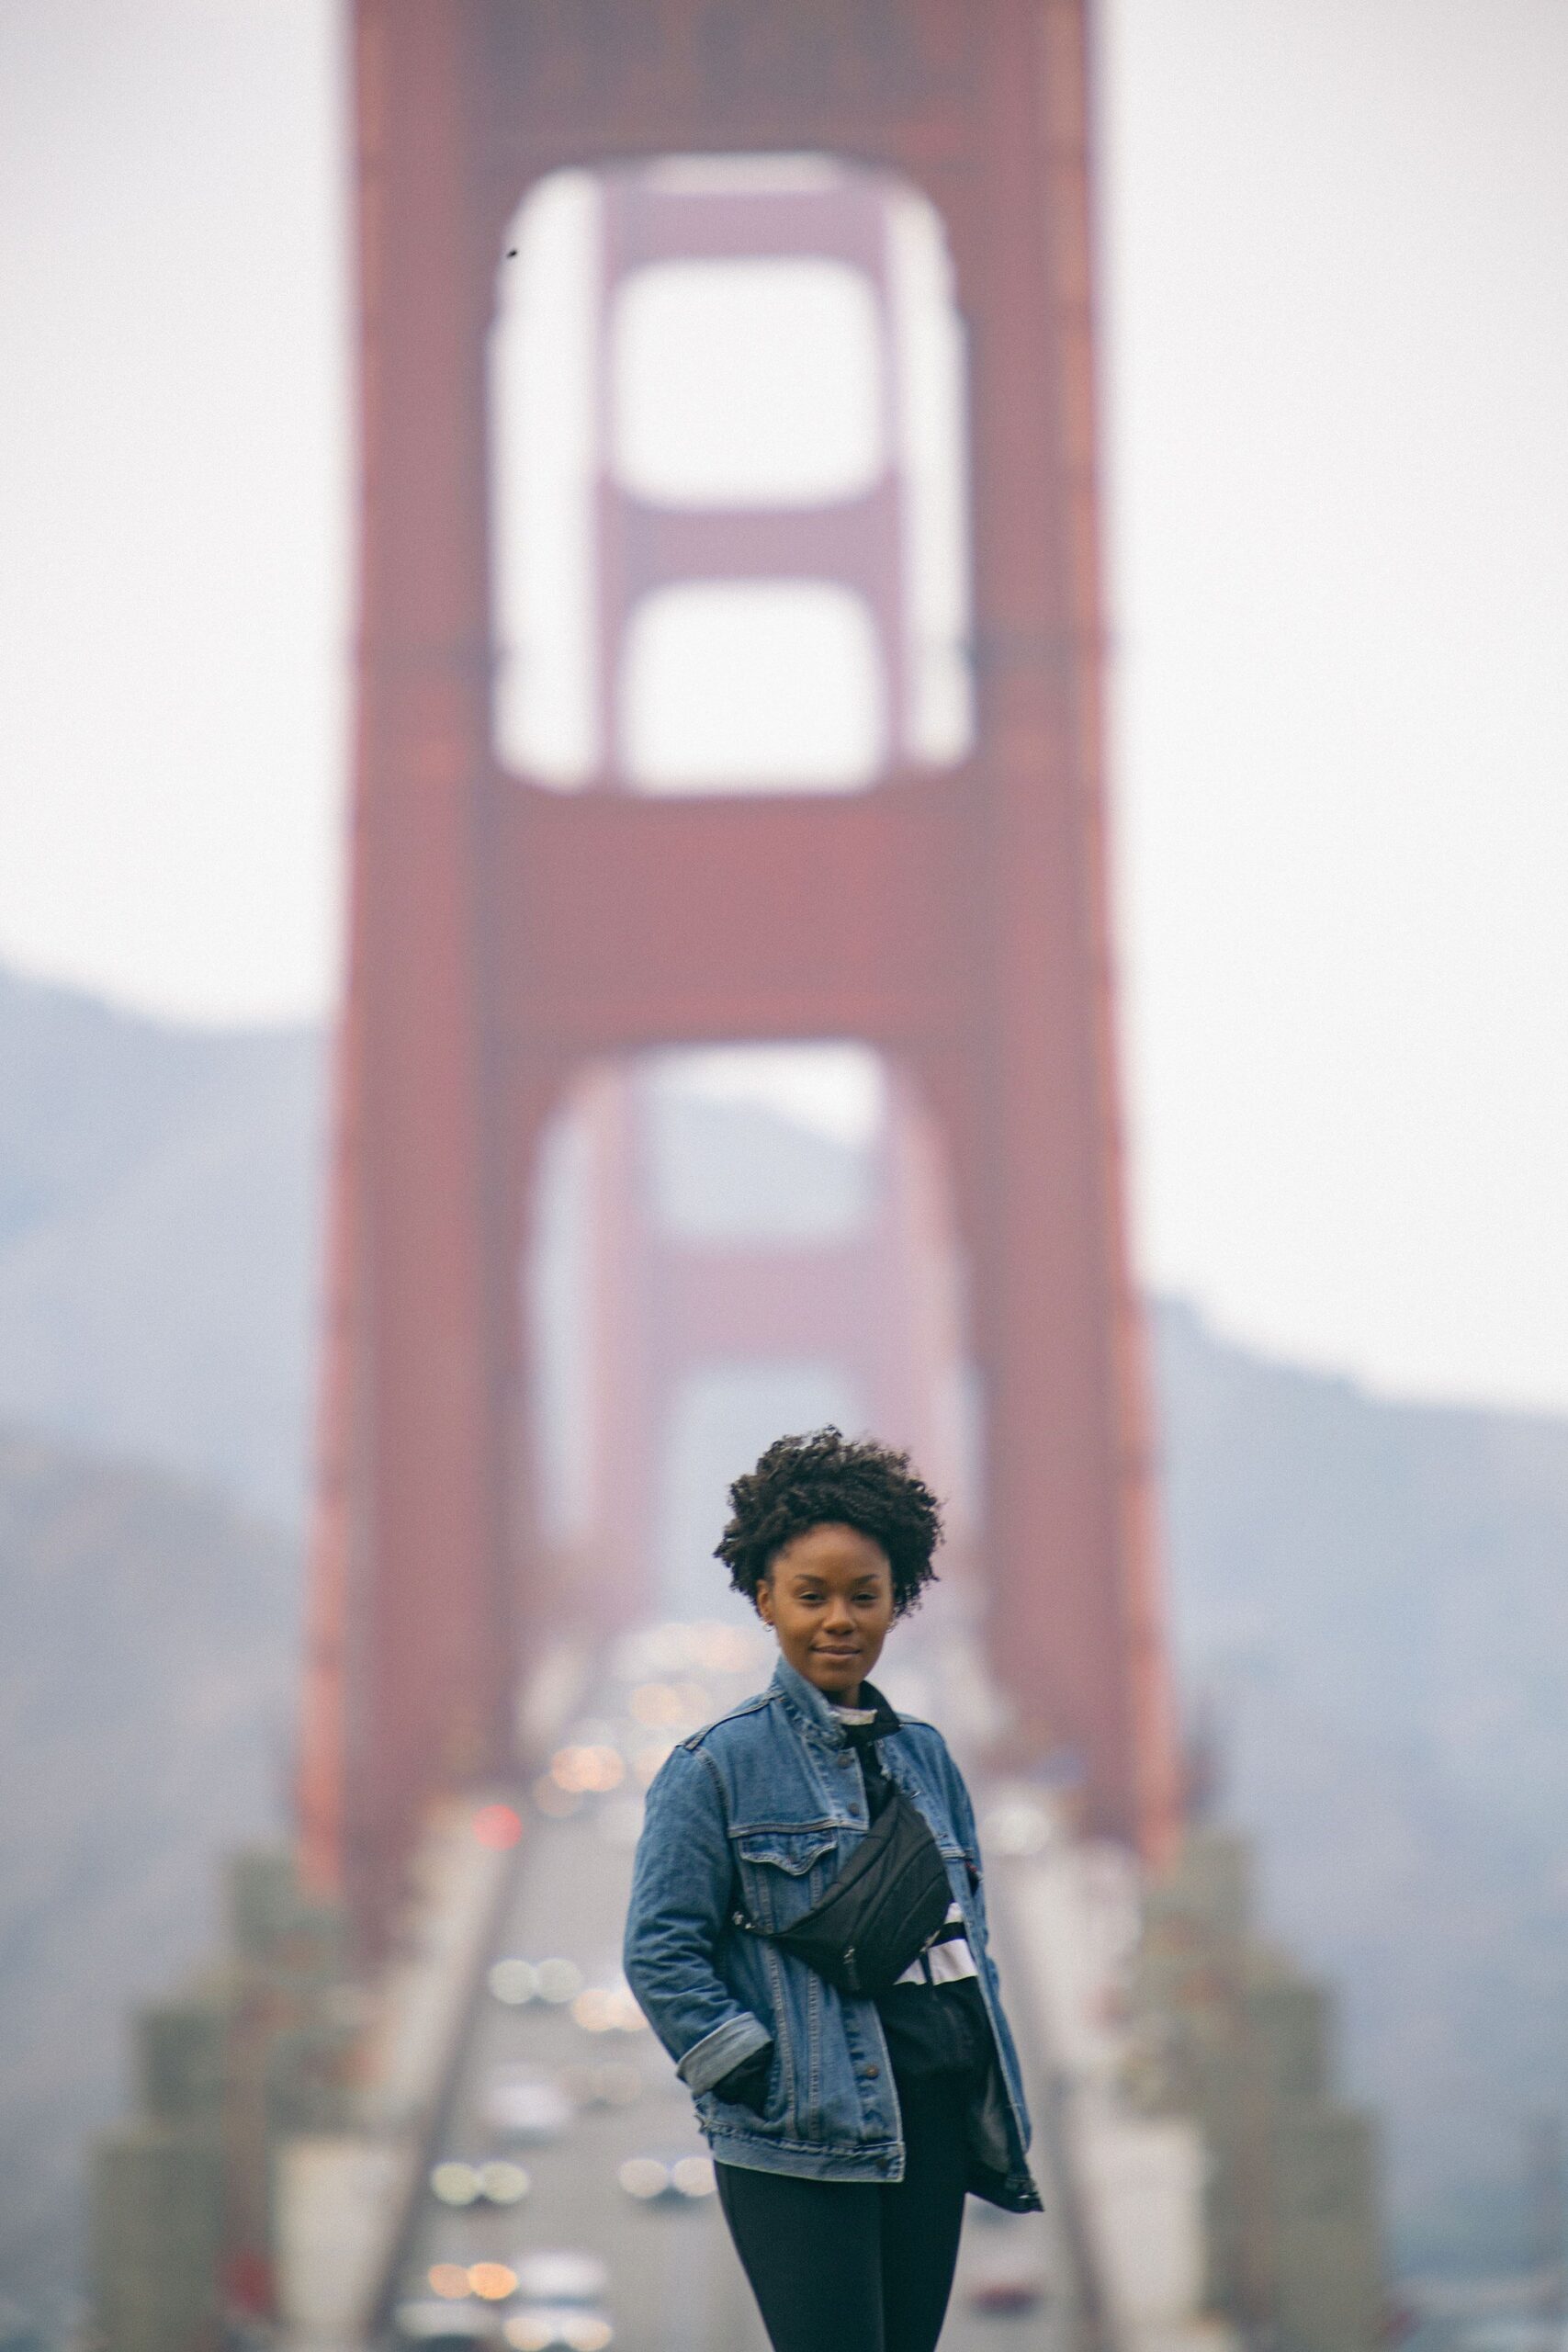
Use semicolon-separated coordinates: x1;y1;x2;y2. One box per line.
624;1428;1041;2352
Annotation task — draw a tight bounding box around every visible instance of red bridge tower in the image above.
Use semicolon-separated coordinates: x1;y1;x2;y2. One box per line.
299;0;1178;1945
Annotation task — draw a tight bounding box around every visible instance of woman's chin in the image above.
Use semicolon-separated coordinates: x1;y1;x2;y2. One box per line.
809;1661;863;1694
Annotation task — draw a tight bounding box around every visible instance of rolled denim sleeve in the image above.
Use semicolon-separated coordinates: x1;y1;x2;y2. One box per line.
623;1744;773;2094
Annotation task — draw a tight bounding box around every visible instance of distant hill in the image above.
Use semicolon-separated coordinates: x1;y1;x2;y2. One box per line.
1155;1301;1568;2273
0;965;322;1524
0;1424;297;2330
1;960;1565;2285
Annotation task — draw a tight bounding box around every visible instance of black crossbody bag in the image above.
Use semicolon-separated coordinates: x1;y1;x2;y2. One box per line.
730;1781;953;1998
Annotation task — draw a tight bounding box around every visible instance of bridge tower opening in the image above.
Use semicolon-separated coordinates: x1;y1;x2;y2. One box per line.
506;154;972;1653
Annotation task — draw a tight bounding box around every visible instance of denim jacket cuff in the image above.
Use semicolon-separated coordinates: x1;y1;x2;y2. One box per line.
676;2012;773;2095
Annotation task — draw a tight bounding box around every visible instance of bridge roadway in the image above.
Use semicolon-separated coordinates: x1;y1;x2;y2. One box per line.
386;1626;1071;2352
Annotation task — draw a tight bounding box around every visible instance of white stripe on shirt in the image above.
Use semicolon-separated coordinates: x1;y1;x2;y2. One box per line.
896;1902;977;1985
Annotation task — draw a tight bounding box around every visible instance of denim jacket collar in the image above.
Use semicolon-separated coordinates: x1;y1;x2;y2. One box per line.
771;1652;873;1749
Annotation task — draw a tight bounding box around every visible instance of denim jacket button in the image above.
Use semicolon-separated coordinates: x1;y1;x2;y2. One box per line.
862;2063;879;2079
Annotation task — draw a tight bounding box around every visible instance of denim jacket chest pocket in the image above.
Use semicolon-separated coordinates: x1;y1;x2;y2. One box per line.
732;1827;841;1934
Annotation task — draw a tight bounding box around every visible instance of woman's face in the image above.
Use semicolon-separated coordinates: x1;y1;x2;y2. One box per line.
755;1521;897;1702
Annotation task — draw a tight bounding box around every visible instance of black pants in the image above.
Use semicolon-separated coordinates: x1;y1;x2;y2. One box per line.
716;2074;972;2352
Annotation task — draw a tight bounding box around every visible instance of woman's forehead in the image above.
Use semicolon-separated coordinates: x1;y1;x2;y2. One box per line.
772;1522;890;1577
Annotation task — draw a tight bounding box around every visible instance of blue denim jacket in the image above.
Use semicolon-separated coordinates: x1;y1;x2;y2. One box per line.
624;1655;1041;2210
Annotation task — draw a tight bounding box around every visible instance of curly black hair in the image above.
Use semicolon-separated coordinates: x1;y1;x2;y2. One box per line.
715;1427;943;1619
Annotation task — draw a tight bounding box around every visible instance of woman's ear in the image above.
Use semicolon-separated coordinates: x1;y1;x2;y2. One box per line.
754;1575;775;1627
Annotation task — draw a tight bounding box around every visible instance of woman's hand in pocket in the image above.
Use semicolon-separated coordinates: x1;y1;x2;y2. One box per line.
712;2042;773;2114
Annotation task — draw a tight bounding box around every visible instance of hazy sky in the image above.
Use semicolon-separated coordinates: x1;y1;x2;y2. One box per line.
1;1;1563;1416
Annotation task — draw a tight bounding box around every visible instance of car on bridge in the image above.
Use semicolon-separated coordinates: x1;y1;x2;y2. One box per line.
482;2062;575;2143
558;2058;642;2109
428;2156;532;2210
616;2151;717;2206
391;2294;495;2346
503;2251;613;2351
502;2312;612;2352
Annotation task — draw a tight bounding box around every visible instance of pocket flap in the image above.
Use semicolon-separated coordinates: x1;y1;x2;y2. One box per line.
735;1829;839;1875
